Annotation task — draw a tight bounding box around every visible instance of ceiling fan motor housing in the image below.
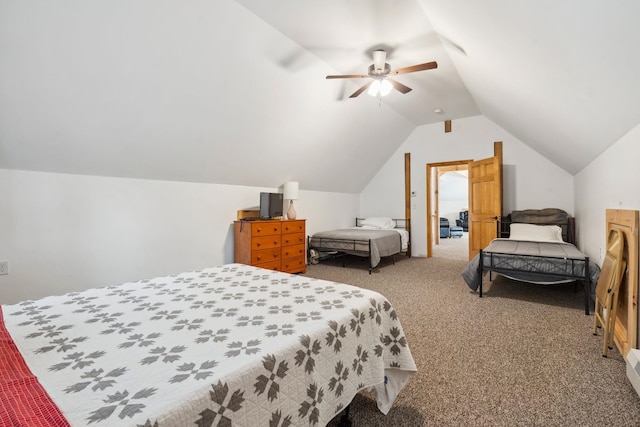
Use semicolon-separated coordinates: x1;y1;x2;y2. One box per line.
368;63;391;76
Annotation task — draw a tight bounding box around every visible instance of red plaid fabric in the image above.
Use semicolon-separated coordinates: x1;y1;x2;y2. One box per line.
0;307;70;427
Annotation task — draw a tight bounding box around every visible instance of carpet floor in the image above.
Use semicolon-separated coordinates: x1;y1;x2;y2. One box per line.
308;235;640;426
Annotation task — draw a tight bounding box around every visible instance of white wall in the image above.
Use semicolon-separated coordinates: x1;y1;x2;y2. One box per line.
575;122;640;344
0;169;358;304
439;172;468;225
574;122;640;264
361;116;574;256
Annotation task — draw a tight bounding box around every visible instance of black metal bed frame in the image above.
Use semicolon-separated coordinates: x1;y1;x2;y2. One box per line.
477;216;591;315
307;218;411;274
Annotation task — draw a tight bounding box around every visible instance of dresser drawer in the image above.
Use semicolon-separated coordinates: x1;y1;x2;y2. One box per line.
282;232;305;247
282;243;305;260
251;222;281;237
255;259;281;272
282;221;305;234
252;248;280;265
282;257;306;273
251;235;281;251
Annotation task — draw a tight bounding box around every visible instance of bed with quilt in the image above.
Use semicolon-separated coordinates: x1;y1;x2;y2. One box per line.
0;263;416;427
462;208;600;315
308;217;411;273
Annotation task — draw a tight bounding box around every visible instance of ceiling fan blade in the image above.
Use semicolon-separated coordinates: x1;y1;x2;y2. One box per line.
349;81;373;98
326;74;369;79
390;61;438;75
388;78;412;94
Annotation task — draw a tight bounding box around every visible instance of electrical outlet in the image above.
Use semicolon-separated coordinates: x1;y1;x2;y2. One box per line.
0;260;7;275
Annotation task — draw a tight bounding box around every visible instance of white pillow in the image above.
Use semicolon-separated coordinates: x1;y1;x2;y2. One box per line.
509;223;564;242
360;217;395;230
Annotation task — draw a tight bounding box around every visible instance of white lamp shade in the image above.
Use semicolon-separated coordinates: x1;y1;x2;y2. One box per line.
367;79;392;97
283;181;299;200
379;79;392;96
367;80;381;96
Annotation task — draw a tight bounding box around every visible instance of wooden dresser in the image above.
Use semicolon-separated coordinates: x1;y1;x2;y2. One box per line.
233;219;306;274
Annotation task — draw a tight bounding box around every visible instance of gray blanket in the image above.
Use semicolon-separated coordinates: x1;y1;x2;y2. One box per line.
309;228;402;268
462;239;600;301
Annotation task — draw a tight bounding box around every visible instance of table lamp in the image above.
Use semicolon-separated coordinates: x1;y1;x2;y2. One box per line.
283;181;299;220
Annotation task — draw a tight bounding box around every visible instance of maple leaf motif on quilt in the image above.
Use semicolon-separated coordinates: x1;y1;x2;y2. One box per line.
295;335;321;374
380;326;407;356
328;361;349;397
254;354;289;401
349;309;366;337
87;388;157;423
269;409;293;427
298;382;324;425
325;320;347;353
352;345;369;376
195;381;245;427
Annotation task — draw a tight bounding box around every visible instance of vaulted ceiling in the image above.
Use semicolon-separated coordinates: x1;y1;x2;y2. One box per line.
1;1;639;193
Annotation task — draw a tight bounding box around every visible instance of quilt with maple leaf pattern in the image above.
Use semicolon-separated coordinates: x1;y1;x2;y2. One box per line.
1;263;416;426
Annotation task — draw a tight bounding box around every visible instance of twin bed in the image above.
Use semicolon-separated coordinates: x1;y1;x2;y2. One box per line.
462;209;600;314
0;264;416;426
308;217;411;273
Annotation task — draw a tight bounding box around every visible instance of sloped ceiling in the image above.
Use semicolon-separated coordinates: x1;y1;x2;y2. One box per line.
1;1;639;193
421;0;640;174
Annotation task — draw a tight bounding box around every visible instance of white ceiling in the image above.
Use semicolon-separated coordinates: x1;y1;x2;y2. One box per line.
235;0;479;125
1;1;639;192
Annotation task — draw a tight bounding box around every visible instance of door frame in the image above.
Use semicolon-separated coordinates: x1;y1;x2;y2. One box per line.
426;160;472;258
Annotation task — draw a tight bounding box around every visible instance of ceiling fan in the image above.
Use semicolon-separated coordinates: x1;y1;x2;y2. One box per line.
326;49;437;98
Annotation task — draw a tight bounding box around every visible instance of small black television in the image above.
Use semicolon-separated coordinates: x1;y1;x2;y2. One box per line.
259;192;283;219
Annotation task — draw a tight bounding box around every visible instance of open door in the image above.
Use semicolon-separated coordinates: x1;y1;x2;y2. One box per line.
425;142;502;259
468;153;503;260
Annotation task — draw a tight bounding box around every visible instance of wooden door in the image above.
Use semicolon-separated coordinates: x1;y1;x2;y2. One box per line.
468;155;502;259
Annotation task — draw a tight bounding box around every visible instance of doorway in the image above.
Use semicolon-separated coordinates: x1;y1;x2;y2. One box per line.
426;142;504;260
426;160;472;258
437;169;469;259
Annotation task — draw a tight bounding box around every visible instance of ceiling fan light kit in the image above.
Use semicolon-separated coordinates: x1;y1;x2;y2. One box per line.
368;79;393;97
326;49;437;99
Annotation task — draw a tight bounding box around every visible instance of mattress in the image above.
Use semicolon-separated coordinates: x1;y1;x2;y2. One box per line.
309;228;407;268
462;239;600;298
0;263;416;426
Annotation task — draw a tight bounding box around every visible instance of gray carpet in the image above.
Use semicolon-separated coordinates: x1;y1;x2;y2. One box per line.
307;235;640;426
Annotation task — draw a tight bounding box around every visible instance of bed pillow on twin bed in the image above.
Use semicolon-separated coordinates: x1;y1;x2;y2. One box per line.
361;217;395;229
509;223;564;242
